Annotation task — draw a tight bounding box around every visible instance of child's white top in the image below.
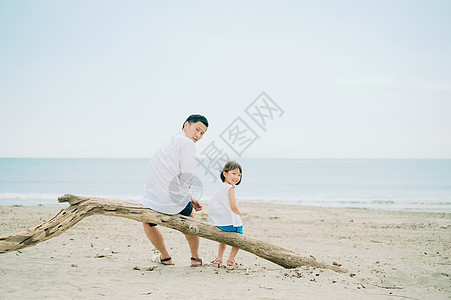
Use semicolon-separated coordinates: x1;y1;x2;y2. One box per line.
208;182;243;227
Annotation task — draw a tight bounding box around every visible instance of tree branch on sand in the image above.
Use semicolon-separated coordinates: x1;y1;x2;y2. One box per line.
0;194;347;273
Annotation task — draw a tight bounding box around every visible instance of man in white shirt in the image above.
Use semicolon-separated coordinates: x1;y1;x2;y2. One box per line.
141;114;208;266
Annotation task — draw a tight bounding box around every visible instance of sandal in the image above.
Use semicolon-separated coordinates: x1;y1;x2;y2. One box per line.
153;255;174;265
190;257;203;267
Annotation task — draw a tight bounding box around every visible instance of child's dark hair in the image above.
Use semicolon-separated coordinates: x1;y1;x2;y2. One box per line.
220;161;242;185
182;114;209;129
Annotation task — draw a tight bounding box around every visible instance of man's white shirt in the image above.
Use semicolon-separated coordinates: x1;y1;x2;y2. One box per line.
141;131;196;214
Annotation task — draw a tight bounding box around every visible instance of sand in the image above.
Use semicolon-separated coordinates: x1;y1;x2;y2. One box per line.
0;203;450;299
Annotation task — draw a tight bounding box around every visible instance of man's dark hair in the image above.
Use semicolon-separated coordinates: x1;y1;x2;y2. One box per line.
182;114;209;129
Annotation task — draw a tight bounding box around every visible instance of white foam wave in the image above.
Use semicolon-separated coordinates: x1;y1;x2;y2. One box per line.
1;193;450;210
0;193;142;206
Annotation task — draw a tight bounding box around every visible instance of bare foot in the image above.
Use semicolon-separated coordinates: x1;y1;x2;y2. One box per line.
226;259;239;269
211;258;222;266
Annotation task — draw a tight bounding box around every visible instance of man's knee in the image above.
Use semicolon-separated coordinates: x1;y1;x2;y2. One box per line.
143;222;158;228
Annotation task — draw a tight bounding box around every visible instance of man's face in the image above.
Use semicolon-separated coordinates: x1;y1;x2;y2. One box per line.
182;121;207;143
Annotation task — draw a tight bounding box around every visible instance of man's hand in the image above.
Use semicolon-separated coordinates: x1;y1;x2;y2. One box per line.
191;198;203;211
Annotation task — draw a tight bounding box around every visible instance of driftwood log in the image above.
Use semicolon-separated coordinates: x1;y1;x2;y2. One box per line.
0;194;347;273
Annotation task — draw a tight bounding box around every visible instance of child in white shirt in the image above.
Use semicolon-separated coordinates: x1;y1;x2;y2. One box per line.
209;161;243;268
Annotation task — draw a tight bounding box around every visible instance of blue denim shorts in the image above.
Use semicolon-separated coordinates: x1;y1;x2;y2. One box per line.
148;201;193;227
217;225;243;234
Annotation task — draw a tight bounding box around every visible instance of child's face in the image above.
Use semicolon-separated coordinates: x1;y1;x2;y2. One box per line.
223;168;241;185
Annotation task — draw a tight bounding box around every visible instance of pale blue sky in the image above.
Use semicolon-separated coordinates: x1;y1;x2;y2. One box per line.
1;0;450;158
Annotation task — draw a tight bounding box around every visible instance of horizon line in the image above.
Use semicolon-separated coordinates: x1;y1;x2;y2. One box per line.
0;157;450;160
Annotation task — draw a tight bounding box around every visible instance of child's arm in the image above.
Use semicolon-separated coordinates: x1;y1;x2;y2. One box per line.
228;187;242;216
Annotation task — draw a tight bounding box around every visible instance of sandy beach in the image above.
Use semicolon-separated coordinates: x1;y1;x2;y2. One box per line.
0;203;450;299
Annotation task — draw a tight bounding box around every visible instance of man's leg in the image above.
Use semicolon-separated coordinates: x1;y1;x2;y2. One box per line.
184;213;202;266
142;222;173;264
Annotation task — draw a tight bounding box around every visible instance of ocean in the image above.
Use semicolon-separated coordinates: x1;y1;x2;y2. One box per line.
0;158;450;211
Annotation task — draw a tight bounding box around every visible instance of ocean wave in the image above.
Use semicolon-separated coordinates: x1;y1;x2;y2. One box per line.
233;196;451;206
0;193;142;206
0;193;63;201
1;193;450;210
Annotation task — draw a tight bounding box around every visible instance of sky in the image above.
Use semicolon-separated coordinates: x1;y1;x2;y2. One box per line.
1;0;450;159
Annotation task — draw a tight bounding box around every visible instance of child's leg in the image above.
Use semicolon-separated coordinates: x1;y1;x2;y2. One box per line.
212;243;227;265
227;246;239;266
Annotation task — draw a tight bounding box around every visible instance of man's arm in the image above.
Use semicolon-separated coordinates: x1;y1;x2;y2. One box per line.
180;141;203;211
191;196;203;211
179;141;196;187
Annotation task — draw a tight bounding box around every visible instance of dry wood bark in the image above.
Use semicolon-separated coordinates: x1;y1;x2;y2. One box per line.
0;194;347;273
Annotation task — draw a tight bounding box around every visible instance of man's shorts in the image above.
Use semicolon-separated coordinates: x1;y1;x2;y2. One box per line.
216;225;244;234
147;201;193;227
